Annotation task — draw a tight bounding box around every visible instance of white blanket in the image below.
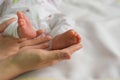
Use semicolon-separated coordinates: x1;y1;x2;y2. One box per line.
15;0;120;80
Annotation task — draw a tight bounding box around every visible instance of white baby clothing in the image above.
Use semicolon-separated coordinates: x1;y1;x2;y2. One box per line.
0;0;76;38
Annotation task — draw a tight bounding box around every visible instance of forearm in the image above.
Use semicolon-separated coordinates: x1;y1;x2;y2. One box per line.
0;57;24;80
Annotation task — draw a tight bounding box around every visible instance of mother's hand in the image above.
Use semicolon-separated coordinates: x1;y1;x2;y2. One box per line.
0;18;17;33
0;41;82;80
0;33;51;60
0;18;51;60
0;18;18;59
0;18;82;80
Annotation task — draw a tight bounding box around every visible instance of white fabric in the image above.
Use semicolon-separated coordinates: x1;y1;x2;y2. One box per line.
0;0;3;5
1;0;120;80
0;0;74;38
3;20;19;38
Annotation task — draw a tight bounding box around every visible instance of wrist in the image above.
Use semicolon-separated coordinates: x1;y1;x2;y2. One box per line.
0;57;24;80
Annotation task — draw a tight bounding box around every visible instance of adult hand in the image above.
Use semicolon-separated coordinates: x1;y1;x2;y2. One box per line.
11;43;82;71
0;18;82;80
0;41;82;80
0;33;51;60
0;18;17;33
0;18;51;60
0;18;18;59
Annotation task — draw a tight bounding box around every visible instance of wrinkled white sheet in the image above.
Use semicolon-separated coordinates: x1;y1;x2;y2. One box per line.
16;0;120;80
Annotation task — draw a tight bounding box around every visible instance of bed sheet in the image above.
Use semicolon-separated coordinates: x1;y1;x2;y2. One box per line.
16;0;120;80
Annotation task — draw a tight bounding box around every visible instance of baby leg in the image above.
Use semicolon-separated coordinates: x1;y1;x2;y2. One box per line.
17;11;36;39
51;29;81;50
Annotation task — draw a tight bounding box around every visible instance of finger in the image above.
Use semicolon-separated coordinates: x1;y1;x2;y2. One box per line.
35;60;59;69
45;44;82;60
2;36;19;41
20;35;52;48
62;43;82;55
23;42;49;49
32;42;49;49
0;18;17;32
18;38;27;43
41;50;71;62
43;43;82;61
51;50;71;60
42;60;58;66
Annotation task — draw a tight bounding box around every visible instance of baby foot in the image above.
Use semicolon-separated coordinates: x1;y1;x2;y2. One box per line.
51;29;81;50
17;11;36;39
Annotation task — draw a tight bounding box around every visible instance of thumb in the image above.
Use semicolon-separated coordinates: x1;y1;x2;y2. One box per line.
50;50;71;60
40;50;71;61
0;18;17;32
62;43;82;55
41;43;82;61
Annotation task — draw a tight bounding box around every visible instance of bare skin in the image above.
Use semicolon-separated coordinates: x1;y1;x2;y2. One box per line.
0;41;82;80
0;18;82;80
0;33;52;60
0;18;51;60
17;11;81;50
17;11;36;39
0;18;17;33
51;29;81;50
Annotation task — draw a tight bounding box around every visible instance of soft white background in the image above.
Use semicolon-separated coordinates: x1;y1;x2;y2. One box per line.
15;0;120;80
